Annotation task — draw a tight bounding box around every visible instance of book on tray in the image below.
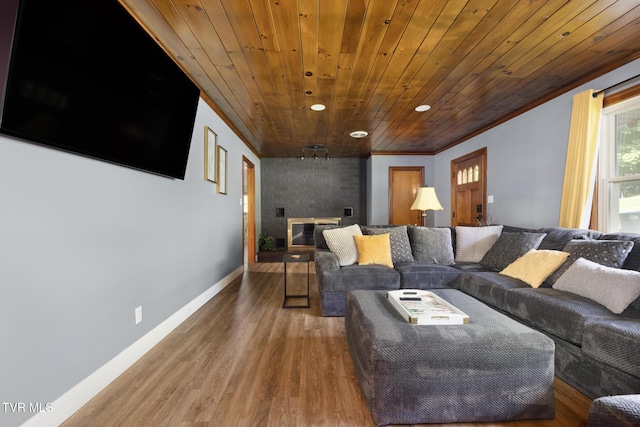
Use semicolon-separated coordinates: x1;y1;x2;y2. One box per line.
387;290;470;325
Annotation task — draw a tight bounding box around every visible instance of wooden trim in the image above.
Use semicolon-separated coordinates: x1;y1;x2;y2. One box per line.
370;151;435;156
243;156;256;263
450;148;487;226
603;83;640;108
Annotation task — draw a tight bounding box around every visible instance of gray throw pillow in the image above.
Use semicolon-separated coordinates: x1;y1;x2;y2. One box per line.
547;239;635;285
314;224;339;250
553;257;640;314
366;226;414;264
407;226;454;265
480;232;546;271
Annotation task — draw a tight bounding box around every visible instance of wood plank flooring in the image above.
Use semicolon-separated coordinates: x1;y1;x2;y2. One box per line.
63;262;592;427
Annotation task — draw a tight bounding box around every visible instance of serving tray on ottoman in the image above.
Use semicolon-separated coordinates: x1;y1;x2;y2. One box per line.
387;289;470;325
345;289;555;426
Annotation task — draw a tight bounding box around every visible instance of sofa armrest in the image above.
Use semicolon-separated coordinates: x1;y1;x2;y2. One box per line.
314;249;340;272
588;395;640;427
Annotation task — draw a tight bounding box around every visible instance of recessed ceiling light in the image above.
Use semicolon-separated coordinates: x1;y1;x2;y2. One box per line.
349;130;368;138
310;104;326;111
415;104;431;112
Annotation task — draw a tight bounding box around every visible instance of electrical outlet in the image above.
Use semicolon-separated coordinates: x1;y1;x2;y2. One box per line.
135;306;142;325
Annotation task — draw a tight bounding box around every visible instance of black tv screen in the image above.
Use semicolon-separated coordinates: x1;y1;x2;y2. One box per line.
0;0;200;179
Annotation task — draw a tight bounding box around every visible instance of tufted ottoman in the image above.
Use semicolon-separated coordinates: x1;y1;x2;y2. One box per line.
345;289;556;426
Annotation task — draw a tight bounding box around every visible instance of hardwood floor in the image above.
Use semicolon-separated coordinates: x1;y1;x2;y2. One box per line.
63;262;592;427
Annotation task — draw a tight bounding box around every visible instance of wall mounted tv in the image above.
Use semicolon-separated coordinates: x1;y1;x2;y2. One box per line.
0;0;200;179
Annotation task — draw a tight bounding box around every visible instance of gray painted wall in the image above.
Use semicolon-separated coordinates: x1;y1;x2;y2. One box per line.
431;58;640;229
367;155;435;225
260;157;366;247
364;60;640;229
0;98;260;426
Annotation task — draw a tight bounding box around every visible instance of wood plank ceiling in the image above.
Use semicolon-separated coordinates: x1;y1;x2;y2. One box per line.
120;0;640;158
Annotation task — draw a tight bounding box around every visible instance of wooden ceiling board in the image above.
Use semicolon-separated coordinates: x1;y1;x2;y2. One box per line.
370;0;511;152
383;2;539;152
427;2;640;148
120;0;640;158
391;0;627;151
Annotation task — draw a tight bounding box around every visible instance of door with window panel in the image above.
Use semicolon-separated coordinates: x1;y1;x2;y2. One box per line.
451;148;487;227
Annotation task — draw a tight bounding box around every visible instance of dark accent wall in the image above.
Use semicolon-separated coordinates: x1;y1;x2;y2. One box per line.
261;158;367;249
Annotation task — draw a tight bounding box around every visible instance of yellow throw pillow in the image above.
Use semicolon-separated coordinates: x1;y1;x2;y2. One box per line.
500;249;570;288
354;234;394;268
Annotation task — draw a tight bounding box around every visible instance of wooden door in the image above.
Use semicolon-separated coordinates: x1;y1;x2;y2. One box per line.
389;167;424;225
451;148;487;227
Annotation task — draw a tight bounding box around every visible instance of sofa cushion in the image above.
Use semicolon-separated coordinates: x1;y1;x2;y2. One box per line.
354;234;394;268
323;224;362;266
500;249;570;288
407;226;454;265
454;225;503;263
547;240;635;285
395;263;462;290
365;225;415;264
480;232;546;271
536;227;602;251
583;318;640;377
315;263;400;293
504;288;616;345
553;258;640;314
456;271;530;311
588;394;640;427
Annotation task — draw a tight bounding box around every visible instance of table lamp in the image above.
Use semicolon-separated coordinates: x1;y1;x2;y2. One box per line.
410;187;443;226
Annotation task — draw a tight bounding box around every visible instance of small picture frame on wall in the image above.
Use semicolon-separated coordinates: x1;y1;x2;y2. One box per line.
217;145;228;194
204;126;217;183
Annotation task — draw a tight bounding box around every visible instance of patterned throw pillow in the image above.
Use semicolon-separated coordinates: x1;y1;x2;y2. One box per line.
553;257;640;314
407;226;454;265
547;240;635;285
454;225;503;263
322;224;362;266
480;232;547;271
365;226;414;264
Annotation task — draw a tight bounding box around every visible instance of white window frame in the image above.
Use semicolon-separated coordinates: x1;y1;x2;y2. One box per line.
598;94;640;233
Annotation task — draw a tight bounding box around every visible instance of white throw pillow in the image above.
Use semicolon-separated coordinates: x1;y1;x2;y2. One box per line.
322;224;363;266
455;225;503;263
553;257;640;314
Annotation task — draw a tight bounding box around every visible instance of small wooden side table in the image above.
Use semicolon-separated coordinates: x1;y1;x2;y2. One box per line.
282;253;310;308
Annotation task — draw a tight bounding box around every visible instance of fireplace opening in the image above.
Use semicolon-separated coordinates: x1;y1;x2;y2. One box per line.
287;217;341;250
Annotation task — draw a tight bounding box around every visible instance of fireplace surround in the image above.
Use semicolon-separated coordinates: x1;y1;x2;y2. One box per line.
287;217;341;250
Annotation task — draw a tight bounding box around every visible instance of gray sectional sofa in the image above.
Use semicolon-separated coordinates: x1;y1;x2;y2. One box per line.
313;224;640;410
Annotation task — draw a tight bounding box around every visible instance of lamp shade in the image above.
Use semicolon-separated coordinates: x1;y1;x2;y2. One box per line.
410;187;443;211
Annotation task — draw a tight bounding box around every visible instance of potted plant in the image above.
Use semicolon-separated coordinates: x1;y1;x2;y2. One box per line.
259;234;276;252
258;234;281;262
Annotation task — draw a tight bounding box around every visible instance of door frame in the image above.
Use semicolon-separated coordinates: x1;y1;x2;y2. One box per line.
242;156;256;264
450;147;487;226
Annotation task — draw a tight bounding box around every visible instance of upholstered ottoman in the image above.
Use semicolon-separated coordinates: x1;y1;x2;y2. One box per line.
345;289;555;426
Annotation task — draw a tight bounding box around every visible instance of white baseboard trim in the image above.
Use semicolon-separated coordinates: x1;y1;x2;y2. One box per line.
21;266;244;427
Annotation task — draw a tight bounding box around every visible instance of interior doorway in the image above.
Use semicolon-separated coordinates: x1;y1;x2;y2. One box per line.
243;156;256;265
389;167;424;225
451;148;487;226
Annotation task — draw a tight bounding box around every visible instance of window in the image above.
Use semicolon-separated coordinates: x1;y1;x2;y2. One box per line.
599;94;640;233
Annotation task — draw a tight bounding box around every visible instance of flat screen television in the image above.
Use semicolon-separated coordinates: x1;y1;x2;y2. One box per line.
0;0;200;179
